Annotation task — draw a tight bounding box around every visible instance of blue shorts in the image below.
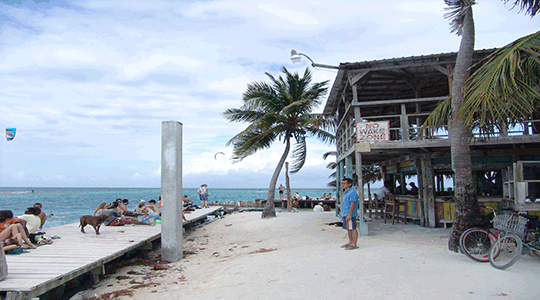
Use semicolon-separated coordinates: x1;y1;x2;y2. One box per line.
342;217;358;230
200;194;208;201
147;210;159;218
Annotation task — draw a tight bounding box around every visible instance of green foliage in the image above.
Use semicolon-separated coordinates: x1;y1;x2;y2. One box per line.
458;30;540;135
224;67;335;174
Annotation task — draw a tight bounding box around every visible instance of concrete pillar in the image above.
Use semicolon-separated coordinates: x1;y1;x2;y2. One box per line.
161;121;183;262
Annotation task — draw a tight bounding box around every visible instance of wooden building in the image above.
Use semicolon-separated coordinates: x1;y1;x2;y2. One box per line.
322;49;540;228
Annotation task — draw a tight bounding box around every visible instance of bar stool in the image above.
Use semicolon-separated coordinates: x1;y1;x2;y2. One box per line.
369;193;385;219
384;193;407;225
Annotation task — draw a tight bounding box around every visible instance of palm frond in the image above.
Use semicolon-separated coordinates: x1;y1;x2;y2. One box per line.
457;30;540;133
421;96;452;138
444;0;476;35
504;0;540;16
322;151;337;160
289;136;306;173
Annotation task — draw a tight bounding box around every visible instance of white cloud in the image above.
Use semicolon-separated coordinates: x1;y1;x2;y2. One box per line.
0;0;536;188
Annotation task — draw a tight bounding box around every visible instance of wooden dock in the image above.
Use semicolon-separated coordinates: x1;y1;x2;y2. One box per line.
0;206;222;300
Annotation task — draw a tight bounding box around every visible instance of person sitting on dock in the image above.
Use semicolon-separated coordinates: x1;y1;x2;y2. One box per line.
319;193;327;200
17;207;42;234
327;193;334;200
0;210;36;249
119;199;139;217
94;203;107;216
33;203;46;228
134;200;146;214
183;195;194;207
293;192;300;201
139;200;160;224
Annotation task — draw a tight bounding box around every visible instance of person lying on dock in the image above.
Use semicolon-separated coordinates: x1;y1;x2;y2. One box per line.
0;210;36;250
319;193;327;200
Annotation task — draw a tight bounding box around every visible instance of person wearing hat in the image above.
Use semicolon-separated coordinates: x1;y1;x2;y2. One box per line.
313;202;324;212
134;200;146;215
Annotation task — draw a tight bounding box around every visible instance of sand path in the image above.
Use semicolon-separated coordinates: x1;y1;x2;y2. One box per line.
87;211;540;300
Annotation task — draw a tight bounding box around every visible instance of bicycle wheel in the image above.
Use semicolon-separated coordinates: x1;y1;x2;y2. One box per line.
460;228;498;262
489;234;522;270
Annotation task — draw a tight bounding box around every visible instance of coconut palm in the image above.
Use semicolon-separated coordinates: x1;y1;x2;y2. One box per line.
223;67;335;218
425;0;539;251
323;151;337;187
459;30;540;134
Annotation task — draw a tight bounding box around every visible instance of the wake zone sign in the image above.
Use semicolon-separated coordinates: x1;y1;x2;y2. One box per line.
356;121;390;142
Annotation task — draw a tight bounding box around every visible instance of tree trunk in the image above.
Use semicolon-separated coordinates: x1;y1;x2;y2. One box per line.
286;162;292;212
448;6;480;252
262;137;291;218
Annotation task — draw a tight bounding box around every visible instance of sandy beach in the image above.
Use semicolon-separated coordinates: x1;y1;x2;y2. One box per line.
86;211;540;300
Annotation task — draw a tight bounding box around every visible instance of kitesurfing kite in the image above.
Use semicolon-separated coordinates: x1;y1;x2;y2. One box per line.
5;128;16;141
214;152;225;160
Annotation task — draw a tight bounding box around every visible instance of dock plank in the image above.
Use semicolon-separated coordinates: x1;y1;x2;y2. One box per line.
0;206;222;299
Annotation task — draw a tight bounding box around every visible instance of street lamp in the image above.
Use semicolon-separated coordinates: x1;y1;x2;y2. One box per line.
290;49;339;69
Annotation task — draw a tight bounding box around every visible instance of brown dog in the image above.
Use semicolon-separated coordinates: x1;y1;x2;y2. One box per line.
79;215;109;235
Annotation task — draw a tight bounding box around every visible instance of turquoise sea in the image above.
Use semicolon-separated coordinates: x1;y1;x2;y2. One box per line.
0;187;335;228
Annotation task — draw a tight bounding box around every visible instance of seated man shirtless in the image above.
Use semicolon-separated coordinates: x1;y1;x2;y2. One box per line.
139;199;160;224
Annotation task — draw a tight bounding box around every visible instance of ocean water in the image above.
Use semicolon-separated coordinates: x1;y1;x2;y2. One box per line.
0;187;335;228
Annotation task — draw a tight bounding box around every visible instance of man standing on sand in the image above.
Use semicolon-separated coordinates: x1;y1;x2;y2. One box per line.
278;184;285;199
198;184;209;208
340;177;359;250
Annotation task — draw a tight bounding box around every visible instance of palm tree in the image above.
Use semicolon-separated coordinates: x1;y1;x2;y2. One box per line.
323;151;337;187
425;0;539;252
458;30;540;134
223;67;335;218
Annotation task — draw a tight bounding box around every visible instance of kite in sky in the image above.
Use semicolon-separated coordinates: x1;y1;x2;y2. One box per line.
214;152;225;160
5;128;16;141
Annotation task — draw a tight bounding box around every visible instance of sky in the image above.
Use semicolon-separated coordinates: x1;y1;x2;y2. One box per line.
0;0;538;189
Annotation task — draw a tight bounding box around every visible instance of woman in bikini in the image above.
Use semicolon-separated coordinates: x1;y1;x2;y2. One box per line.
0;210;36;251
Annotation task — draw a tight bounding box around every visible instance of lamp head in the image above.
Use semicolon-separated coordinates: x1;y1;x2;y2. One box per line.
290;49;302;64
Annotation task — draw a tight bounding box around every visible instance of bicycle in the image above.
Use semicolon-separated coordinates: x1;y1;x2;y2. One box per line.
459;207;537;262
459;206;499;262
488;214;540;270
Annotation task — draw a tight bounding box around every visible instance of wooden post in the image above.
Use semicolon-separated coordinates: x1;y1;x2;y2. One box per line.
161;121;183;262
416;158;425;227
353;105;368;236
401;103;409;141
421;157;436;228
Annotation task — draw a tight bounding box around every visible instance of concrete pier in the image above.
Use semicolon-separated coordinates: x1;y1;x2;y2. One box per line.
161;121;183;262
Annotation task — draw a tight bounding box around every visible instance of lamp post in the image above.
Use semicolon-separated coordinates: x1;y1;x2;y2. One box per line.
290;49;339;69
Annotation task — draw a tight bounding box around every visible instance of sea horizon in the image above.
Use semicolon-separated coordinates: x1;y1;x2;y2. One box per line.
0;187;337;229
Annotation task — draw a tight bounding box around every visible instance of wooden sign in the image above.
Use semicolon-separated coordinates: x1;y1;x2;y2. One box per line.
355;142;371;153
356;121;390;143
